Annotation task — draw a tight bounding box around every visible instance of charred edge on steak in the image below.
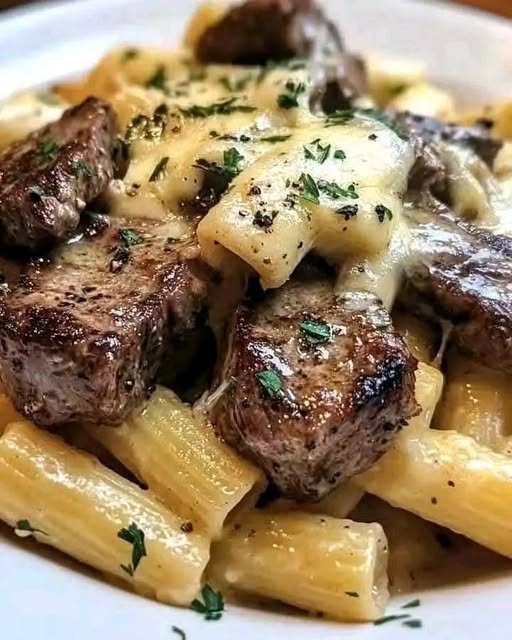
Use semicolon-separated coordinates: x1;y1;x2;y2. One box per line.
0;215;213;427
404;200;512;373
0;97;118;249
210;264;418;500
195;0;366;112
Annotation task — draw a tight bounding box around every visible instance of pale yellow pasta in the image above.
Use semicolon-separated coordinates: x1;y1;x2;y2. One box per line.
389;82;456;120
354;428;512;559
364;53;426;106
434;353;512;451
392;311;438;363
209;510;389;621
0;421;209;604
0;394;23;433
199;114;413;288
183;2;227;49
352;495;458;592
304;483;365;519
86;386;264;538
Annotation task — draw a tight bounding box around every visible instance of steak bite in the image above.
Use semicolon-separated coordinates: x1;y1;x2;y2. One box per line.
210;265;418;500
0;97;117;249
404;203;512;373
0;215;212;427
195;0;366;112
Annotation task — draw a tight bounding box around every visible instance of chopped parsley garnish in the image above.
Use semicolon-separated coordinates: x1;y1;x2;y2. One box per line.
333;149;346;160
125;104;168;143
303;138;330;164
119;228;144;247
122;48;139;62
145;65;168;93
299;172;320;205
117;522;147;576
300;319;331;344
277;80;306;109
37;92;61;106
325;109;355;127
38;138;60;160
219;74;253;92
256;369;283;399
345;591;359;598
336;204;358;220
194;147;244;180
253;209;277;228
403;619;423;629
180;97;256;118
257;58;306;84
28;185;45;201
190;584;224;621
172;627;186;640
72;160;93;178
373;614;412;626
318;180;359;200
149;156;169;182
259;134;292;143
401;599;421;609
375;203;393;222
14;519;47;538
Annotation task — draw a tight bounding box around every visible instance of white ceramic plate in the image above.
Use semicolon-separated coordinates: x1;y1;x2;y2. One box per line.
1;1;512;638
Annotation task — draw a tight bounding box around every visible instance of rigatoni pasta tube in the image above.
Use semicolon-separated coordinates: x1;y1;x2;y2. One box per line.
0;421;209;605
209;510;389;622
354;428;512;559
86;387;264;538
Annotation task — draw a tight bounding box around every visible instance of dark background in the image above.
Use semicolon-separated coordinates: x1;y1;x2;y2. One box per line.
0;0;511;16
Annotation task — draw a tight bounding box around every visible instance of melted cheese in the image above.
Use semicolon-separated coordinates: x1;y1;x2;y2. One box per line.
54;47;415;295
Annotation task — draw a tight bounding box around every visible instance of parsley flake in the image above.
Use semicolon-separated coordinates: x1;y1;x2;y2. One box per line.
194;147;244;180
403;619;423;629
14;519;47;538
318;180;359;200
72;160;93;178
171;626;186;639
333;149;346;160
180;97;256;119
300;319;331;344
299;172;320;205
117;522;147;576
345;591;359;598
119;228;144;247
191;584;224;621
146;65;168;93
38;138;60;160
277;80;306;110
375;204;393;222
401;599;421;609
125;104;168;143
149;156;169;182
256;369;283;399
303;139;331;164
374;614;412;626
259;134;292;143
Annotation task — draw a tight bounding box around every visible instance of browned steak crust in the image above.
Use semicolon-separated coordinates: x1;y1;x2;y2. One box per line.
0;97;117;249
404;204;512;373
211;269;418;500
196;0;328;64
0;216;212;427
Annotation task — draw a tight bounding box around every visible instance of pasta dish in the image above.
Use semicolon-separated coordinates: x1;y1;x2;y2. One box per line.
0;0;512;628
